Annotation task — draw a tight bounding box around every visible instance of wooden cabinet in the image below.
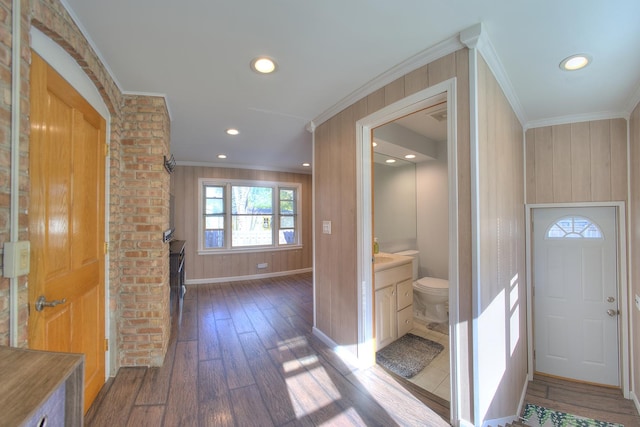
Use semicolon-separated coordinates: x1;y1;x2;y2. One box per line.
375;285;397;350
0;346;84;426
397;278;414;337
374;262;413;350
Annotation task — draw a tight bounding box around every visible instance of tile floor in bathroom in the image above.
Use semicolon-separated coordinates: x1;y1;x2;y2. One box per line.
407;320;450;402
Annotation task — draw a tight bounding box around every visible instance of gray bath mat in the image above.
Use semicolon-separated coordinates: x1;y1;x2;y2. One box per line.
376;333;444;378
427;321;449;335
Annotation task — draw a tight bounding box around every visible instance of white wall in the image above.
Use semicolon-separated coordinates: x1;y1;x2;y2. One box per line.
373;162;417;252
416;141;449;279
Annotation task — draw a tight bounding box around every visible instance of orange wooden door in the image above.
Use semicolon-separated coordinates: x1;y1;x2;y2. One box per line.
28;52;106;412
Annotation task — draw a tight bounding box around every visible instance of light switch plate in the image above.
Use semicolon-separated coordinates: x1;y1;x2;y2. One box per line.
322;220;331;234
4;240;30;278
635;294;640;311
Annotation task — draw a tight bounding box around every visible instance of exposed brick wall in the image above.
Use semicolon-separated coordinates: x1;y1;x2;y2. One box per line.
119;95;171;366
0;0;172;370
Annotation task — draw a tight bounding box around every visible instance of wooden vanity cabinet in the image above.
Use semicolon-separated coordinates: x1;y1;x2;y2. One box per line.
374;262;413;350
0;346;84;426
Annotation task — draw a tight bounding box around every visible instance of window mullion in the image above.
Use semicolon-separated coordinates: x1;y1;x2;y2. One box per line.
225;183;231;249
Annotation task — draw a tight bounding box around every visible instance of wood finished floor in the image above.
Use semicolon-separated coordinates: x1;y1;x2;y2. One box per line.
86;273;450;426
522;374;640;426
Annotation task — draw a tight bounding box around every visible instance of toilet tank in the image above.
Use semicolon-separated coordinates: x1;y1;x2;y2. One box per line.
394;250;419;280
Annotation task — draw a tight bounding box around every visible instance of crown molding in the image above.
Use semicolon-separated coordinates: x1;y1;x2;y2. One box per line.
624;80;640;117
471;26;527;126
525;111;628;130
309;35;464;129
176;160;312;175
305;120;316;133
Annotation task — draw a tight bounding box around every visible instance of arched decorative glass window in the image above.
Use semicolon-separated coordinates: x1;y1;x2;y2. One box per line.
546;216;603;239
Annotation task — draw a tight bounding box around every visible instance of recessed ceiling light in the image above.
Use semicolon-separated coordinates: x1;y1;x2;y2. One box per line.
217;154;227;159
251;57;277;74
405;154;416;159
226;128;239;136
302;163;310;167
385;159;396;164
560;54;591;71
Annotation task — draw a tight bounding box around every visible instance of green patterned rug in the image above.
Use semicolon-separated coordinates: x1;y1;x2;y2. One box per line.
521;403;623;427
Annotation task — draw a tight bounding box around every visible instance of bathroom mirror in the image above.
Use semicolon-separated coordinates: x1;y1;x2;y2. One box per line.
372;98;449;279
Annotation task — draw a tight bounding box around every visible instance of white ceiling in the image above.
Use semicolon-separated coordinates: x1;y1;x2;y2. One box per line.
61;0;640;173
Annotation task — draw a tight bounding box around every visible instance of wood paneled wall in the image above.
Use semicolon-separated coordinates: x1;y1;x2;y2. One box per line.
313;49;474;421
171;166;312;281
476;55;527;420
525;118;627;204
628;102;640;401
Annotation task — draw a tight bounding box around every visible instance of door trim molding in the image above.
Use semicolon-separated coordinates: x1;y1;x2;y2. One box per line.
355;77;460;424
31;28;112;378
525;202;629;398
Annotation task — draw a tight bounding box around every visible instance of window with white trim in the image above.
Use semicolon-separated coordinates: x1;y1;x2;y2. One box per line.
200;179;301;252
545;216;603;239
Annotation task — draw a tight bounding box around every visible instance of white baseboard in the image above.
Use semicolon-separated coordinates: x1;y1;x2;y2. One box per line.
479;376;528;427
184;267;312;285
312;326;362;370
631;390;640;416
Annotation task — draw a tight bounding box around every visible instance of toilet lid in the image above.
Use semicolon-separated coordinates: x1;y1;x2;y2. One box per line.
415;277;449;290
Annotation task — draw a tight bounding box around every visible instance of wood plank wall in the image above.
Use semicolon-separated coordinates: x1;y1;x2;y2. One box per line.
628;102;640;399
171;166;312;282
313;49;473;421
476;55;527;420
525;118;627;204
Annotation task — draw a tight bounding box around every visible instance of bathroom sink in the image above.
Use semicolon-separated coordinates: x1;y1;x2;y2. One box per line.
373;253;412;271
374;255;395;264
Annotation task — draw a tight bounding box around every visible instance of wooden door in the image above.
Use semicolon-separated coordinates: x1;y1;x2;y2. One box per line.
28;52;106;411
533;206;619;386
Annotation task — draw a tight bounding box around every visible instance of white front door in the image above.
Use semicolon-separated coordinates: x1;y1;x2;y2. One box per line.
533;206;619;386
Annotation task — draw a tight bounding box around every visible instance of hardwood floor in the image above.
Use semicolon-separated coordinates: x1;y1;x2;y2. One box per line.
86;273;450;426
522;374;640;426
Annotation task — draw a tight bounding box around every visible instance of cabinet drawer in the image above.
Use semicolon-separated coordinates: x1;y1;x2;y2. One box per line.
396;278;413;310
397;305;413;337
374;262;412;290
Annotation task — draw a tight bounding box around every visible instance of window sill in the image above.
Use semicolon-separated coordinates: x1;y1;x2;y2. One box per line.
197;244;303;256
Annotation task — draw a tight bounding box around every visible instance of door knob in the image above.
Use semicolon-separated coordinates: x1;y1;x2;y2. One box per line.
35;295;67;312
607;309;619;317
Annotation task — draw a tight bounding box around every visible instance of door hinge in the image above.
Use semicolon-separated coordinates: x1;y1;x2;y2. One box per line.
105;338;109;351
104;242;109;254
104;143;109;157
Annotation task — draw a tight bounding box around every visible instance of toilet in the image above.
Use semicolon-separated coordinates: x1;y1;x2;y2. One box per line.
394;250;449;323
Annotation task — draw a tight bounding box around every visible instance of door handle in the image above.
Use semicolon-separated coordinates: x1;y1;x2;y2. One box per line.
35;295;67;312
607;309;619;317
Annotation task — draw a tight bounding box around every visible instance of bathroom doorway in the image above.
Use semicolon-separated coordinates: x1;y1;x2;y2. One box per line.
373;99;450;400
355;79;459;424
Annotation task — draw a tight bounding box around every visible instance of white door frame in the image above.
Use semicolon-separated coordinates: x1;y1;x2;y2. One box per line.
525;202;629;398
356;78;460;424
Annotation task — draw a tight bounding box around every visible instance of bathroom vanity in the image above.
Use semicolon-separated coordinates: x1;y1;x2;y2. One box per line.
374;253;413;350
0;346;84;426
